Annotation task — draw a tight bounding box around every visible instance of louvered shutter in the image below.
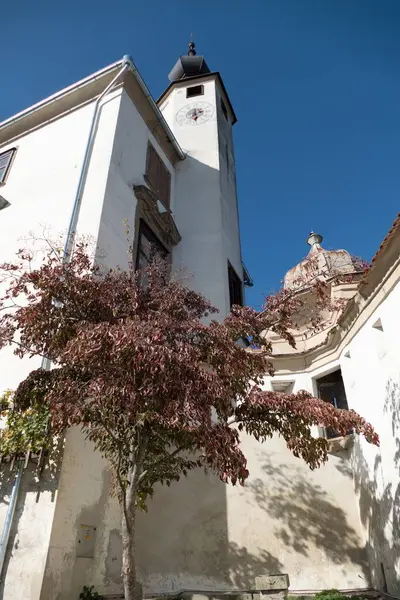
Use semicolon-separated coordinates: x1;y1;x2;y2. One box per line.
146;144;159;192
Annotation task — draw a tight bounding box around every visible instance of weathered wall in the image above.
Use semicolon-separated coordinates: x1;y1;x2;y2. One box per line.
0;461;60;600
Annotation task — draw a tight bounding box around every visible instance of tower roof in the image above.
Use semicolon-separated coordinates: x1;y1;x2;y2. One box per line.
168;42;211;82
284;232;358;290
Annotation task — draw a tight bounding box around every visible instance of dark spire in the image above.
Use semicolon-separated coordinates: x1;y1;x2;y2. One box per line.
168;42;210;82
188;41;196;56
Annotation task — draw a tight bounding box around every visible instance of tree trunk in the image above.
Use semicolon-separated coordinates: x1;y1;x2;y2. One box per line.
121;502;140;600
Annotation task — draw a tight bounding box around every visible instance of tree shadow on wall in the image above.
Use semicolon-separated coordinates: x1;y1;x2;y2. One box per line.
350;377;400;595
136;468;284;593
0;444;63;600
248;454;370;584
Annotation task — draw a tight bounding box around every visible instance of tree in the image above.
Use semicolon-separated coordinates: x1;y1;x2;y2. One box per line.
0;245;378;600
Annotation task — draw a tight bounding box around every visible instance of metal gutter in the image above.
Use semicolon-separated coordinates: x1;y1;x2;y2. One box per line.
0;56;184;161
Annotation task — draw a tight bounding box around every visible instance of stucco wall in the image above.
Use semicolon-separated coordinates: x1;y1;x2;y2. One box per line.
96;88;175;270
0;92;122;600
340;278;400;595
161;77;243;317
37;88;177;600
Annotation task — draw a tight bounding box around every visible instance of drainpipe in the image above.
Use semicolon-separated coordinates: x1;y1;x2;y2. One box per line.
63;55;133;259
0;55;133;585
0;53;185;583
0;463;23;581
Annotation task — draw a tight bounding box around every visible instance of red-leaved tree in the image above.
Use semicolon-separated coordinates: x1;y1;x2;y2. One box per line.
0;245;378;600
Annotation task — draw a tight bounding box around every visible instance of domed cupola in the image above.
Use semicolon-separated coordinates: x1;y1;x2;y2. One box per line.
168;42;211;82
284;232;357;290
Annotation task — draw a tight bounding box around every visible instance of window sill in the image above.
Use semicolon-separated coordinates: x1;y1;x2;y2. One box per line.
327;433;354;454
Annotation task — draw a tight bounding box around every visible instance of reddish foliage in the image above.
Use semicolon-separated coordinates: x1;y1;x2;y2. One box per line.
0;245;378;493
0;244;378;600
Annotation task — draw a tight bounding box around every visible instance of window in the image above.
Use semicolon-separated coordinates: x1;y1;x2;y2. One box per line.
0;148;16;185
316;369;350;439
228;262;243;308
135;219;168;272
145;143;171;208
187;85;204;98
220;98;228;121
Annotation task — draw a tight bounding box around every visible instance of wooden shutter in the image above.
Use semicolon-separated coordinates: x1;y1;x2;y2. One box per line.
146;144;159;191
145;143;171;208
158;161;171;207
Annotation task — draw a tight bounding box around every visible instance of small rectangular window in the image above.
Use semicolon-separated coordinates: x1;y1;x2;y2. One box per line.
135;220;168;272
0;148;16;185
228;262;243;308
220;98;228;120
316;369;351;439
145;143;171;208
186;85;204;98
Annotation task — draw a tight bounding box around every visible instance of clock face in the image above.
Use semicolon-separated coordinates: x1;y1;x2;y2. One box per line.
176;102;214;126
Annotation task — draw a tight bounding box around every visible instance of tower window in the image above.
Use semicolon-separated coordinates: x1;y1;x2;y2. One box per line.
186;85;204;98
220;98;228;121
145;143;171;208
0;148;16;185
228;262;243;308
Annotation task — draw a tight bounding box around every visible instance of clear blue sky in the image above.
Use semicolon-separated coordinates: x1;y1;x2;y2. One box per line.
1;0;399;308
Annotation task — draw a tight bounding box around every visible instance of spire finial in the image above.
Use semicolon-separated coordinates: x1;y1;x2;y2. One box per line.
188;36;196;56
307;231;323;248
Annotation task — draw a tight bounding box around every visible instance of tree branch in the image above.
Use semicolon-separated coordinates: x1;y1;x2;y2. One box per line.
137;444;188;484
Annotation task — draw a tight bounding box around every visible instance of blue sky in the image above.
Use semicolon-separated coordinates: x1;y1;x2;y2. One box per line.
1;0;400;308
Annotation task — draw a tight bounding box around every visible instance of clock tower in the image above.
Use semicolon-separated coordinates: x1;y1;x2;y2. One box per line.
158;42;244;316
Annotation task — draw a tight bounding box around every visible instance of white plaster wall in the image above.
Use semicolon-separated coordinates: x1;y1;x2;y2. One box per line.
0;91;122;600
39;89;177;600
224;367;369;592
96;89;175;270
161;78;242;317
339;280;400;595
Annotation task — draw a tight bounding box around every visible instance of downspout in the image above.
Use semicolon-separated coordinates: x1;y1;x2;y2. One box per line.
0;56;132;584
63;53;184;260
63;55;133;259
0;463;23;581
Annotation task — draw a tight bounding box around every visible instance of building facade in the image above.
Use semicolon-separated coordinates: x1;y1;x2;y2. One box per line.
0;45;399;600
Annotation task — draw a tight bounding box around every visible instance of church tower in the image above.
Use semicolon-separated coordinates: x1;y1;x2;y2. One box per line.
158;42;244;316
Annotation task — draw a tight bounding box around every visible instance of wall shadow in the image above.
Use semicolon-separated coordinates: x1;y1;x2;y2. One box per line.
0;450;62;599
350;378;400;595
246;454;370;584
135;467;283;593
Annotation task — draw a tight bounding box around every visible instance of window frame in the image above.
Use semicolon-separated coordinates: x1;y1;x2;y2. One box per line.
315;368;351;439
145;142;171;208
186;85;204;99
135;219;169;272
228;261;243;308
0;148;17;186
